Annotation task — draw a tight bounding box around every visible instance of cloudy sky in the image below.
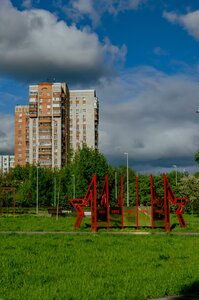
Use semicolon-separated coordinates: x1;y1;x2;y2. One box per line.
1;0;199;173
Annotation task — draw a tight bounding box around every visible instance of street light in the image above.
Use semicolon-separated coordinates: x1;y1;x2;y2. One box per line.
36;166;39;214
124;152;129;207
173;164;177;186
115;171;117;200
72;174;76;198
54;177;56;207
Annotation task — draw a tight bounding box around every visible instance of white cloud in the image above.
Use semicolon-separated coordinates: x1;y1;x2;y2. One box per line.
0;114;14;154
63;0;145;27
97;67;199;169
163;10;199;41
22;0;32;9
0;0;126;83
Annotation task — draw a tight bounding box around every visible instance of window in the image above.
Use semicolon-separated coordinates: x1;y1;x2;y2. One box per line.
30;98;37;102
53;104;60;108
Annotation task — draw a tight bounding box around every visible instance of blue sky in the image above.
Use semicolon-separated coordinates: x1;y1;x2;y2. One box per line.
1;0;199;173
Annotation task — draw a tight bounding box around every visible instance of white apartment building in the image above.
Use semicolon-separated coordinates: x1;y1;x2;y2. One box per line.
0;155;15;174
69;90;99;151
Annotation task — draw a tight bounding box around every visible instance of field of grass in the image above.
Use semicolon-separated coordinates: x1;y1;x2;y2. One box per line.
0;233;199;300
0;213;198;233
0;214;77;232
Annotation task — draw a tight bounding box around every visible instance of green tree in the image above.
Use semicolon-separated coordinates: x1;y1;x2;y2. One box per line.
179;175;199;214
70;145;109;198
195;150;199;164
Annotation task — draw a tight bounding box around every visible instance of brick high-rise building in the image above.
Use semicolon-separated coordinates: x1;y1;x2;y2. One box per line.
15;105;29;166
14;82;99;168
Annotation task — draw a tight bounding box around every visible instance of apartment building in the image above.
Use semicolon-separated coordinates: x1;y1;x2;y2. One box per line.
15;105;29;166
14;82;99;168
0;155;15;174
69;90;99;151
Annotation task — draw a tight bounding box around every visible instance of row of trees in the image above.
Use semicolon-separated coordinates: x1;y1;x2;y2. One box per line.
0;146;199;213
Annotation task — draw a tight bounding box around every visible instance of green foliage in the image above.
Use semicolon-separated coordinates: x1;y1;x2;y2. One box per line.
137;174;150;206
195;150;199;164
0;146;110;208
0;146;194;211
179;175;199;213
70;145;109;198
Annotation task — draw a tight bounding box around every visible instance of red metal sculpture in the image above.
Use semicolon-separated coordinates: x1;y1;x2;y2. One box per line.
70;174;97;231
70;173;188;232
150;174;189;232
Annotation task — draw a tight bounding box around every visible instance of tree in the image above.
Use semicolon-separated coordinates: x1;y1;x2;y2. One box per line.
179;175;199;214
195;150;199;164
70;145;109;198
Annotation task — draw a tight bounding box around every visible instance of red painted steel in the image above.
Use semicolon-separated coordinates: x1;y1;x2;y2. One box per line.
136;176;139;230
110;176;124;229
70;173;188;232
150;175;155;231
118;176;124;229
99;175;110;229
150;174;188;232
164;175;171;232
70;174;97;231
163;174;188;228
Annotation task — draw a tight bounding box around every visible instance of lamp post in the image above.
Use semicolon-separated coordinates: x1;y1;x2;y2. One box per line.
115;171;117;200
36;166;39;214
124;152;129;207
72;174;76;198
173;164;177;186
54;177;56;207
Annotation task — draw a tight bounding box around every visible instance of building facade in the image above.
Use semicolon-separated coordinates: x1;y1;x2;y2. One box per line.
15;105;29;166
0;155;15;174
69;90;99;151
14;82;99;168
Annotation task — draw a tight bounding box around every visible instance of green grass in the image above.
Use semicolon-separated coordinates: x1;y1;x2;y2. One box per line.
0;213;199;233
0;234;199;300
170;213;199;232
0;214;78;232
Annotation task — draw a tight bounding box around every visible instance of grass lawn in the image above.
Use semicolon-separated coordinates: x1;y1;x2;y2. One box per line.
0;233;199;300
0;213;198;233
0;214;77;232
